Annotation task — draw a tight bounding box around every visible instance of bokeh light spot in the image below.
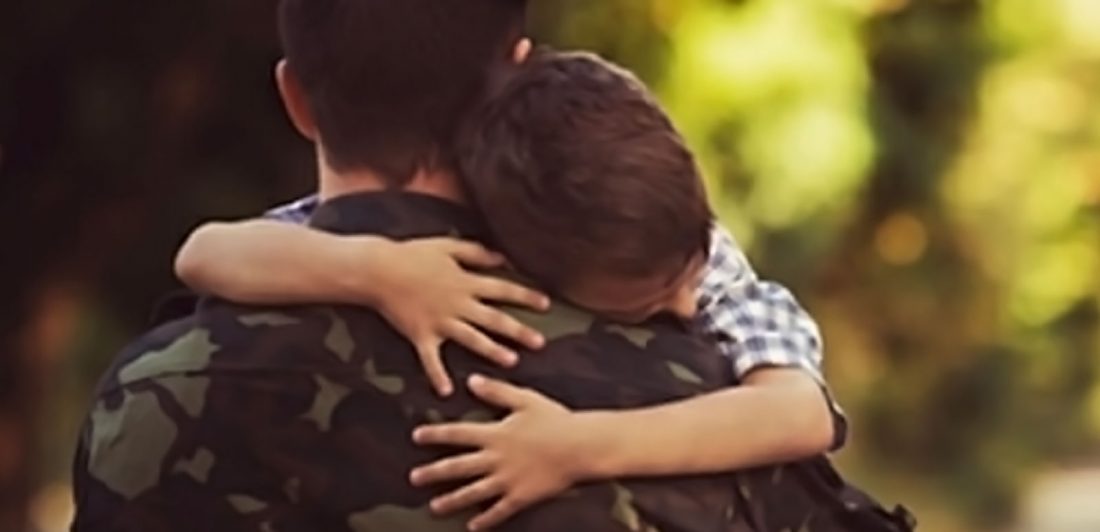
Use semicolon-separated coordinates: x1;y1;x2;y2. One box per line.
875;212;929;266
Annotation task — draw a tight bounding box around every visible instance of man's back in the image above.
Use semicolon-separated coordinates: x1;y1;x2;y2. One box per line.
72;193;744;532
73;289;742;532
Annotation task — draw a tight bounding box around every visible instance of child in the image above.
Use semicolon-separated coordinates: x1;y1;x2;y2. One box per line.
175;49;845;528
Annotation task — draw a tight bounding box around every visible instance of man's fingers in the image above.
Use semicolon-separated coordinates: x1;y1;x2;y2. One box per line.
444;240;507;269
474;277;550;312
413;422;495;448
429;477;505;516
409;452;495;487
469;496;530;531
443;321;518;368
416;340;454;397
465;303;545;351
466;374;539;411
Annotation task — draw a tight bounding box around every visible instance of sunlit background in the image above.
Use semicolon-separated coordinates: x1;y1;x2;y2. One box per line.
2;0;1098;531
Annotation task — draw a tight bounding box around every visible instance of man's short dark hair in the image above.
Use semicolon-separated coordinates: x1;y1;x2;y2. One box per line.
277;0;526;185
460;50;714;291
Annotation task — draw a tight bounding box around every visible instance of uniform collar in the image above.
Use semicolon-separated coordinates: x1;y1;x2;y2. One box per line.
309;191;487;241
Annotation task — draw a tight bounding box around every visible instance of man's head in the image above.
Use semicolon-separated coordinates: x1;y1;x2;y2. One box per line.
460;51;714;323
276;0;528;186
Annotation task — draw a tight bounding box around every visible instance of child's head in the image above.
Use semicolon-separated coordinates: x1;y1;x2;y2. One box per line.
460;50;713;323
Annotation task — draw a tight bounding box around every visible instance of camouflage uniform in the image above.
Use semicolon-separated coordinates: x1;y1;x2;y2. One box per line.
72;192;915;532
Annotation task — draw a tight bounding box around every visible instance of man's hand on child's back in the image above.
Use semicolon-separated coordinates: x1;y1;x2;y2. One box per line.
365;238;550;396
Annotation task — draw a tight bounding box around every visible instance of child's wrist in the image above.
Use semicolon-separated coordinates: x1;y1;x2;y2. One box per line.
326;235;394;306
569;411;624;481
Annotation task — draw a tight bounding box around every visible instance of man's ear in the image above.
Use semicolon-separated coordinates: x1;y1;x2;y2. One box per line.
512;38;533;64
275;59;319;142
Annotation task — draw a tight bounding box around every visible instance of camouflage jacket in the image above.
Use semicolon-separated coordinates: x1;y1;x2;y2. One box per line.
72;192;914;532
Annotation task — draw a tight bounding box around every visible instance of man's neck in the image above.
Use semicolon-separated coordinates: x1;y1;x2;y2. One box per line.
316;152;467;204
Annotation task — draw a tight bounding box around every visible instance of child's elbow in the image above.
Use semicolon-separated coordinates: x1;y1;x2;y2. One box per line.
174;223;223;287
800;411;837;456
792;386;837;456
745;368;837;458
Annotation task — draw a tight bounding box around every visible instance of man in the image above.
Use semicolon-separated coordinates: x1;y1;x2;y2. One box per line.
71;1;912;531
73;2;736;529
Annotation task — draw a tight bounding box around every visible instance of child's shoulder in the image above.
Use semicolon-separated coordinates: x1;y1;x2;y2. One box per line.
705;223;748;264
708;223;739;249
700;223;754;286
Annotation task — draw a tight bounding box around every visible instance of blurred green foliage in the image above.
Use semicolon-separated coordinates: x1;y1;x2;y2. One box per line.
3;1;1098;531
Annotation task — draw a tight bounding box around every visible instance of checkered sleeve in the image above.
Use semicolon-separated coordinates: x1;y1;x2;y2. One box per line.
264;194;320;224
696;225;847;448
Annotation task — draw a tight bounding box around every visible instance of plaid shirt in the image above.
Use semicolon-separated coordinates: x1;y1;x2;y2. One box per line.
269;195;845;440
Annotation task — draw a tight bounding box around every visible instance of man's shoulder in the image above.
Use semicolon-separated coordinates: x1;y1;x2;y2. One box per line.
504;299;704;346
467;271;723;383
93;314;206;396
495;303;732;405
97;300;398;393
192;299;405;370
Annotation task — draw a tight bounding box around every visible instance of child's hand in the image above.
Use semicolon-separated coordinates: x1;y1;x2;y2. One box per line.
410;375;591;530
367;238;550;396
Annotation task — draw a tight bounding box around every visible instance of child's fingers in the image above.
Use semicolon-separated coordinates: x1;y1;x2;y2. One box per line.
443;321;519;368
465;303;545;350
443;240;506;268
466;374;541;411
468;494;530;531
409;451;496;487
416;339;454;397
474;277;550;311
429;476;505;516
